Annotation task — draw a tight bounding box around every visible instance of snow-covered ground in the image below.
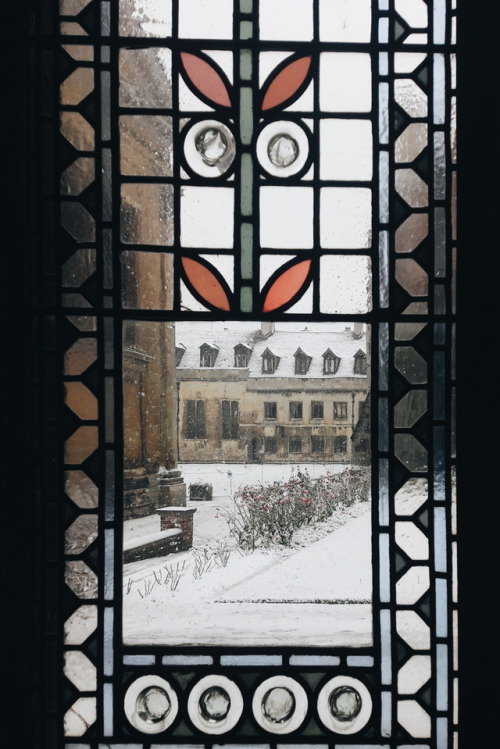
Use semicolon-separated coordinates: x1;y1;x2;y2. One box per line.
179;460;348;500
123;463;373;647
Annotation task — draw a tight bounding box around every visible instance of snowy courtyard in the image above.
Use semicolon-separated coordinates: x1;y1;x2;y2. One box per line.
123;463;373;647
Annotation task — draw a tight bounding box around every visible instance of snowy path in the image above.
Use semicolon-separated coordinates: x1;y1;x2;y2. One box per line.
123;504;372;647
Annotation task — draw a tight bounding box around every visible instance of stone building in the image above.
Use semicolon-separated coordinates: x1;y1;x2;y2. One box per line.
176;322;371;465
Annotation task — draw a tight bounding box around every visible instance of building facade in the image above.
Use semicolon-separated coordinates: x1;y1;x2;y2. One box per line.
176;322;371;465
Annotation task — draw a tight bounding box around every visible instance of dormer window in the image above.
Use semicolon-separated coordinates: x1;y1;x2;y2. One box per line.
294;348;312;375
323;349;341;374
234;343;253;368
262;347;280;374
175;344;186;366
200;343;219;367
354;349;367;375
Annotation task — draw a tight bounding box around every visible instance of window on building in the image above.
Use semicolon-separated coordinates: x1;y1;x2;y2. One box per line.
184;400;206;439
323;349;341;374
264;437;277;453
264;401;277;419
311;401;324;419
289;401;303;419
294;347;312;375
311;435;325;453
334;436;348;454
353;349;367;375
200;343;218;367
289;436;302;453
261;347;280;374
234;343;252;367
334;402;348;419
221;400;239;439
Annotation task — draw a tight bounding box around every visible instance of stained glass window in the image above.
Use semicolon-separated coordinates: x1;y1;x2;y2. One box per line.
9;0;498;746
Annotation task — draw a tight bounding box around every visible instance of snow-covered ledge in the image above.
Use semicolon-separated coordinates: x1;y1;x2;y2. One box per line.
123;529;183;563
157;506;197;550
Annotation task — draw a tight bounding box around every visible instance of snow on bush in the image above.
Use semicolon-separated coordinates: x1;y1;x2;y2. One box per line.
224;466;370;549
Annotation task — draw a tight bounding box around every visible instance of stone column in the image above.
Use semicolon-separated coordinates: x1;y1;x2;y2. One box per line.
158;319;187;508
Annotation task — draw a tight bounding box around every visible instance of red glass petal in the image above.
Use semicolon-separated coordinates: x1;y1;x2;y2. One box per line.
262;259;312;312
181;257;231;311
180;52;232;108
262;56;312;111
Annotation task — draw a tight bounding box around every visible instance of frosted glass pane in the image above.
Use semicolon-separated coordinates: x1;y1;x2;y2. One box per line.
121;184;174;246
119;48;172;109
319;255;372;313
178;0;234;39
319;0;371;42
119;0;172;37
260;187;314;249
320;120;373;181
259;0;313;41
120;116;173;176
180;187;234;248
320;187;372;248
320;53;372;112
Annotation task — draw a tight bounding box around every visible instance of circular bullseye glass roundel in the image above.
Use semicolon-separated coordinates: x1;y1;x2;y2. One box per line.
183;120;236;177
267;134;299;168
124;675;179;734
196;128;228;166
136;687;171;724
252;676;308;734
328;686;362;722
199;687;231;722
317;676;372;735
262;687;296;723
187;675;244;734
256;120;310;177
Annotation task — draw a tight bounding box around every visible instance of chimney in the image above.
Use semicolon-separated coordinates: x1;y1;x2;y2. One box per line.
352;322;363;339
261;322;275;339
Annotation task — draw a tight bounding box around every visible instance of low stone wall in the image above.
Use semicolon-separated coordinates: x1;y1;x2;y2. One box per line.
123;529;183;563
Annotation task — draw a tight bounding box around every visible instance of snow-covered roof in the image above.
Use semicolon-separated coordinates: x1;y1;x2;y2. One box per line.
175;323;367;379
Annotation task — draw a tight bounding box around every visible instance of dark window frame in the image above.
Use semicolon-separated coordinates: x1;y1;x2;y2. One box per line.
354;350;367;375
294;348;312;375
323;350;341;374
184;399;206;440
264;401;277;419
221;399;239;440
334;401;348;419
311;401;324;419
289;401;303;419
334;435;348;454
264;436;277;453
311;435;326;453
289;436;302;453
200;344;219;367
